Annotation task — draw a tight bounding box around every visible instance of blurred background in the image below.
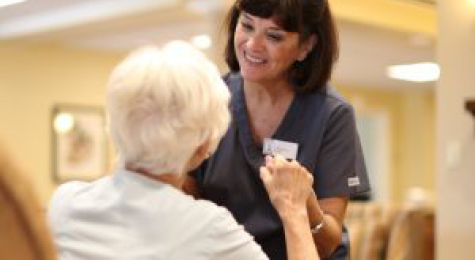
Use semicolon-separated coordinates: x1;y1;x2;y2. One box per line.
0;0;473;259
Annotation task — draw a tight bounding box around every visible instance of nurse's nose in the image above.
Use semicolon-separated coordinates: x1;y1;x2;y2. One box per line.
246;34;265;52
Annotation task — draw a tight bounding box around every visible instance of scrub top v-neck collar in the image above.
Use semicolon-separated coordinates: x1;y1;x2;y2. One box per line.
232;80;301;167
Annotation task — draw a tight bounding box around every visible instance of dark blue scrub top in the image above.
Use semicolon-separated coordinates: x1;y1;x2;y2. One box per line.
193;72;370;260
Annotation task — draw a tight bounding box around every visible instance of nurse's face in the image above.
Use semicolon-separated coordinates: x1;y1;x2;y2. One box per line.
234;12;313;85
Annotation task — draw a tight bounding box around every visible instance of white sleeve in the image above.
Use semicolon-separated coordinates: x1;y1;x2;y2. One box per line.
208;207;269;260
48;182;82;228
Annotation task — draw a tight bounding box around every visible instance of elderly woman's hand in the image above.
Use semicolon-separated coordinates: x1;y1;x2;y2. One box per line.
260;155;314;219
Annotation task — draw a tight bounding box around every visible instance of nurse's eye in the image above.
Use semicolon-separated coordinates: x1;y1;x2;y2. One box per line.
266;33;283;42
241;22;253;32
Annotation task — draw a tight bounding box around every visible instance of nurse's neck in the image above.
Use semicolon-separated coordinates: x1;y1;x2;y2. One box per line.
244;80;294;106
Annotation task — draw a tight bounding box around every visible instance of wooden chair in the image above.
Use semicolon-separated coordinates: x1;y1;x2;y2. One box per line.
345;202;401;260
0;149;56;260
385;206;435;260
346;199;435;260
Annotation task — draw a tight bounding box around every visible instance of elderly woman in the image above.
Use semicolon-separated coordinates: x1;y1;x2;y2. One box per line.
48;41;319;260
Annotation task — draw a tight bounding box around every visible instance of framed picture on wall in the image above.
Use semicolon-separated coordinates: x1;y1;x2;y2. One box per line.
51;104;108;183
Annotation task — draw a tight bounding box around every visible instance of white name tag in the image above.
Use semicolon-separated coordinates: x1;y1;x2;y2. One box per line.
263;138;298;160
348;176;360;187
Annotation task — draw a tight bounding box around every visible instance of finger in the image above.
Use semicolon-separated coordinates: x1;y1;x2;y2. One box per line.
289;160;300;172
274;154;286;163
266;155;273;162
301;166;314;185
299;164;312;176
259;166;272;185
273;155;286;170
265;155;274;167
289;159;299;166
277;158;296;173
307;171;314;184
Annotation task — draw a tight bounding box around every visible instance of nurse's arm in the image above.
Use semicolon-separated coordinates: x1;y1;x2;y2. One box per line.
307;193;348;258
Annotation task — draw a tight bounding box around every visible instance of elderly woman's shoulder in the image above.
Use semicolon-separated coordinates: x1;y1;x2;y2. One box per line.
191;197;234;217
175;196;247;236
48;180;94;225
51;181;90;200
194;199;250;235
49;177;112;212
195;198;239;220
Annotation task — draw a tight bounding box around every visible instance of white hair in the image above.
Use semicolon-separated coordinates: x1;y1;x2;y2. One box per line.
106;41;230;176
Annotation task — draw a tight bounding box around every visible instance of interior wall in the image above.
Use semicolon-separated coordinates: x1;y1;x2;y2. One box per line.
0;41;124;206
337;85;435;202
437;0;475;258
400;90;435;197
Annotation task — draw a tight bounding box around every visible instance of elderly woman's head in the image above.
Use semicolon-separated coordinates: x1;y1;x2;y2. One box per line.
106;41;230;176
225;0;338;93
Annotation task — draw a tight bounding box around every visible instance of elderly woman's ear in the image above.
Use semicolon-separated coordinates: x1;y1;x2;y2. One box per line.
196;140;212;160
186;140;211;172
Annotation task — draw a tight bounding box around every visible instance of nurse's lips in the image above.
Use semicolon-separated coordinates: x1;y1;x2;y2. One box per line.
244;51;266;64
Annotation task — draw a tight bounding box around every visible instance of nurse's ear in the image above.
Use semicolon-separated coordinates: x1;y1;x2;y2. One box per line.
297;35;317;62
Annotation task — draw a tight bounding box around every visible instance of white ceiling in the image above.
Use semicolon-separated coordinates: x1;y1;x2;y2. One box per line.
0;0;436;90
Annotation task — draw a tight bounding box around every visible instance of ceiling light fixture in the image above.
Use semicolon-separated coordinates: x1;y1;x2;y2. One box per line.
191;34;212;50
387;62;440;83
0;0;26;8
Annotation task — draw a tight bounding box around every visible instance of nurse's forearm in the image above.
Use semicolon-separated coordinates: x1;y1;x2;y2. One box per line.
307;194;343;258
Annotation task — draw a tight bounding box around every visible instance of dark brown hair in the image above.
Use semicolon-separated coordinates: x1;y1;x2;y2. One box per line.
224;0;339;93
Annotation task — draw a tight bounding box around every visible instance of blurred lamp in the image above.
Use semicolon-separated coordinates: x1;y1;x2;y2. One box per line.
54;113;75;134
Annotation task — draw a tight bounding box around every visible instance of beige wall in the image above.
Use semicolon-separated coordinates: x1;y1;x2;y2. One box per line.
337;85;435;202
0;41;124;206
437;0;475;258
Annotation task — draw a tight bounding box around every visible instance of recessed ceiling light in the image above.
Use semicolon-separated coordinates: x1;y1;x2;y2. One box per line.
191;34;212;50
0;0;26;8
387;62;440;83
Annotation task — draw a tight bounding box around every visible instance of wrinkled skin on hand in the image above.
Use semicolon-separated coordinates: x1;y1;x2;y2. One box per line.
259;155;314;215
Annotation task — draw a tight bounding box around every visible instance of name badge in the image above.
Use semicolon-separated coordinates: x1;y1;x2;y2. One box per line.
263;138;298;160
348;176;360;187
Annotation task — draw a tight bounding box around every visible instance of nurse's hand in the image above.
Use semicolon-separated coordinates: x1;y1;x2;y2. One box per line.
260;155;313;219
